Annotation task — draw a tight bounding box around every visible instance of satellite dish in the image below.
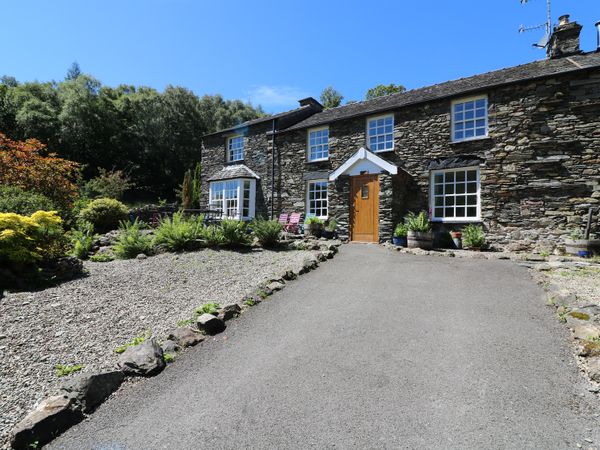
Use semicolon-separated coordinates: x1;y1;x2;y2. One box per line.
534;31;550;48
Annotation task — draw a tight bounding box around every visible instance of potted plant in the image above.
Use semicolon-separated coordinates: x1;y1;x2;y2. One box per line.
322;218;337;239
405;211;433;249
392;223;408;246
462;224;485;250
450;230;462;249
305;216;324;238
565;229;591;257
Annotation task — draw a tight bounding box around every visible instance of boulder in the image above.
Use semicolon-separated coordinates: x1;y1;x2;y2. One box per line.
586;357;600;382
117;338;165;376
219;303;241;321
58;371;124;413
10;395;83;449
161;339;181;354
267;281;285;293
196;313;226;335
281;269;297;281
577;340;600;357
572;324;600;341
167;327;205;347
136;253;147;260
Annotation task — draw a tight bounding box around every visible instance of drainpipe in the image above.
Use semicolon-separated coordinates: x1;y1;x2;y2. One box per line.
271;119;276;220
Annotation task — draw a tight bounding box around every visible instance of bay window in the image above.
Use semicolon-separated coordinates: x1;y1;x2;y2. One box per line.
209;178;255;220
430;167;480;222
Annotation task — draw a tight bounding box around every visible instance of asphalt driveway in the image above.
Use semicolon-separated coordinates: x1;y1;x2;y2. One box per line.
50;244;599;449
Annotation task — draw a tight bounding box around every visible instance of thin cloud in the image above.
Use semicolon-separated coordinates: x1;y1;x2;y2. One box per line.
247;85;309;109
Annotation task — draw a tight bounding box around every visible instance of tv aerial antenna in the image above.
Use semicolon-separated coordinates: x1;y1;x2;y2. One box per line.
519;0;552;49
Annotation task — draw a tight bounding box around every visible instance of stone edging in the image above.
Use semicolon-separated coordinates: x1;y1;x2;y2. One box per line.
8;240;342;449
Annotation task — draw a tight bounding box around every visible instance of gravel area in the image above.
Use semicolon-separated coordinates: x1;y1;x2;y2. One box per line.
541;265;600;306
0;247;317;448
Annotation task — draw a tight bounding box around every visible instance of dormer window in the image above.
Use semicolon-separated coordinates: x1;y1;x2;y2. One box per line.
366;114;394;152
227;135;244;162
452;96;488;142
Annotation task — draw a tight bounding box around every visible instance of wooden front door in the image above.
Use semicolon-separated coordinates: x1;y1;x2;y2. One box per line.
350;174;379;242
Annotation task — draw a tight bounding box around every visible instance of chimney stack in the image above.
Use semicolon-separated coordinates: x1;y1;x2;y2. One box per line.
596;21;600;51
547;15;583;59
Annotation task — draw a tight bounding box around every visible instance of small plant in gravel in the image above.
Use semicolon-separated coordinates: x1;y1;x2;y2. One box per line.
177;318;194;327
201;224;225;246
194;302;220;316
90;252;115;262
115;331;149;354
256;289;268;299
153;212;203;251
55;363;83;377
220;219;251;247
163;353;175;363
251;219;283;247
113;219;153;259
244;298;256;306
462;224;486;249
69;220;97;259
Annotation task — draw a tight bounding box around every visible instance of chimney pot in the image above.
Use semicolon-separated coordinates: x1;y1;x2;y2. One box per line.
559;14;570;26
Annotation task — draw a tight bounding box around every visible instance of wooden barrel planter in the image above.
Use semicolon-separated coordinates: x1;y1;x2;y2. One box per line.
565;239;600;257
407;231;434;250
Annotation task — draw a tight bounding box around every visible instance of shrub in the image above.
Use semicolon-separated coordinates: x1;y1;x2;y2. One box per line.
0;211;67;264
462;224;486;249
393;223;408;237
84;168;133;200
69;220;96;259
55;364;83;377
195;302;220;316
252;219;282;247
404;211;431;232
201;224;224;246
305;216;324;226
90;252;114;262
113;219;153;259
326;218;338;232
0;185;56;216
79;198;129;233
181;170;193;209
153;213;203;251
220;219;250;247
0;133;80;208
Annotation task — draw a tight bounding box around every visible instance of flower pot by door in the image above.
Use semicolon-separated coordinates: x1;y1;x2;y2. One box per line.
407;231;433;250
392;236;407;247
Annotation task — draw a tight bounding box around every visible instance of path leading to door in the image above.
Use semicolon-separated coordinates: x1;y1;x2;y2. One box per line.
50;245;599;449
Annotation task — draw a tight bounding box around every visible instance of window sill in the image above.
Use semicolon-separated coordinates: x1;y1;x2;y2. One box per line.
226;159;245;165
431;218;481;223
307;158;329;163
449;136;491;145
371;148;395;154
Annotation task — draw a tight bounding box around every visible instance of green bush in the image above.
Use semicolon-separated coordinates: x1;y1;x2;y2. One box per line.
113;219;153;259
69;220;96;259
83;168;133;200
252;219;282;247
90;252;114;262
393;223;408;237
201;224;224;246
305;216;324;225
79;198;129;233
220;219;250;247
153;213;203;251
404;211;431;232
0;186;56;216
462;224;486;249
194;302;220;316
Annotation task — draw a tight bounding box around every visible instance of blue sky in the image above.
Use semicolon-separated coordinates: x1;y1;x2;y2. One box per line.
2;0;599;113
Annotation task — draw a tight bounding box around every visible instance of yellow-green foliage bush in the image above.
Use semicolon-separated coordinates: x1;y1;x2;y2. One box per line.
0;211;66;263
79;198;129;233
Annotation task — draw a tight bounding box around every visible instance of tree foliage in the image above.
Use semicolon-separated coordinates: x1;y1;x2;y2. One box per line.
320;86;343;109
0;69;265;198
365;83;406;100
0;133;80;208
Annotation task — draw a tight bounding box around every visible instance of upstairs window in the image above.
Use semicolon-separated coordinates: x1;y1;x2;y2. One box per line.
367;114;394;152
306;180;328;219
452;97;488;142
227;135;244;162
308;127;329;161
430;167;480;222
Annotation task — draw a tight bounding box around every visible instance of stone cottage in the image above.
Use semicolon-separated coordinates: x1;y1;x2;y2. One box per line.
201;16;600;251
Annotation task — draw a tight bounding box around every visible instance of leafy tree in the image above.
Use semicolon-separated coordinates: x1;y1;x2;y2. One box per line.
320;86;343;109
66;61;82;80
84;168;134;200
365;83;406;100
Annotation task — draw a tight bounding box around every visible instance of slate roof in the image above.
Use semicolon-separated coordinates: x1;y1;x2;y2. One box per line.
207;164;260;181
285;51;600;132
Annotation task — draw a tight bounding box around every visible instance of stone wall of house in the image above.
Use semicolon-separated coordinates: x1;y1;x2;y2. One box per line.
201;121;274;219
274;69;600;251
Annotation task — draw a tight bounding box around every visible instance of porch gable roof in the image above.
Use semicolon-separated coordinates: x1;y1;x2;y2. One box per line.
329;147;398;181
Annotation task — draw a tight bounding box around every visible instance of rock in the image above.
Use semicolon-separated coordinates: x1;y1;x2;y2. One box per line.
219;303;241;321
167;327;205;347
316;252;328;262
282;269;297;281
572;324;600;341
58;371;124;413
136;253;147;260
587;357;600;382
267;281;285;292
161;339;181;354
41;257;85;282
577;340;600;357
117;338;165;376
196;313;226;335
10;395;83;449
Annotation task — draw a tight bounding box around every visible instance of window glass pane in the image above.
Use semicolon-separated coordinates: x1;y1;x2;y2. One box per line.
467;195;477;205
435;197;444;207
434;207;444;217
475;98;486;108
467;170;477;181
445;207;455;217
456;183;465;194
456;196;465;206
434;174;443;184
435;184;443;195
456;207;465;217
467;207;477;217
456;171;465;182
445;172;454;182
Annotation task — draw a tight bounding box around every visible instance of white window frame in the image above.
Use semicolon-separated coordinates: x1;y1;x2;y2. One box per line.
209;178;256;220
451;95;488;143
429;167;481;223
366;114;394;153
306;179;328;219
307;126;329;162
227;135;244;162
